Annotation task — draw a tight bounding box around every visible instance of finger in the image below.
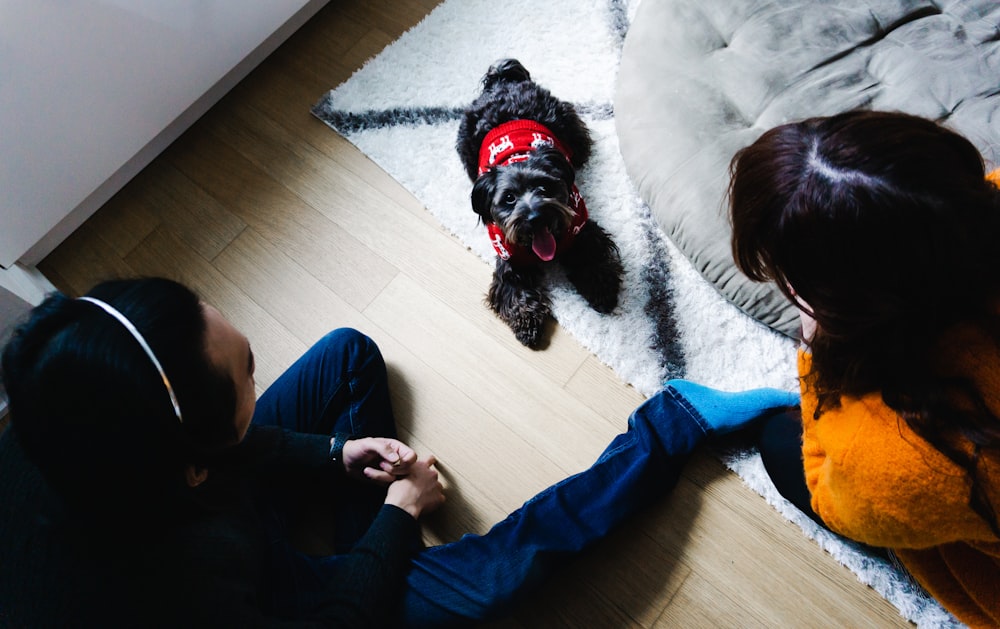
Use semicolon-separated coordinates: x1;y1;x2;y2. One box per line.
363;466;395;485
377;439;416;469
375;441;416;473
379;459;411;476
377;439;400;463
424;454;438;467
395;444;417;467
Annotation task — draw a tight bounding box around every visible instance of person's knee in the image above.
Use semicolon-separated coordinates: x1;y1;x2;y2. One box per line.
318;328;386;377
319;328;376;357
321;327;367;346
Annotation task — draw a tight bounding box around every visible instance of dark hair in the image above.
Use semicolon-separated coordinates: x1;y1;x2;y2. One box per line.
1;278;237;515
729;110;1000;535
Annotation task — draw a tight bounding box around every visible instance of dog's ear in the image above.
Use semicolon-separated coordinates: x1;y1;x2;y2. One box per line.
471;170;498;223
531;147;576;188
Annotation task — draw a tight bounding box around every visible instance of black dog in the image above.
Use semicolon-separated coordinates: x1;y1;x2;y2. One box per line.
456;59;623;348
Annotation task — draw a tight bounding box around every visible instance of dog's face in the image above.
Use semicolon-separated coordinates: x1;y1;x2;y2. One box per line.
471;147;577;261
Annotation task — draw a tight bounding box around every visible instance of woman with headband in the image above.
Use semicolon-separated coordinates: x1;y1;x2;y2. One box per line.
0;277;797;627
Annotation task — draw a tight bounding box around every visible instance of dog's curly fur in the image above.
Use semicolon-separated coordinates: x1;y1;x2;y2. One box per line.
457;59;623;348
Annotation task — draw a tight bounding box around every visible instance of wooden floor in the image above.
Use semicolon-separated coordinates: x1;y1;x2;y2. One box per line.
39;1;910;626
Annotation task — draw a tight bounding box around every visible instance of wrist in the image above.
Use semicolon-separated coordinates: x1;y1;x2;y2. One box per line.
329;433;351;471
385;496;420;520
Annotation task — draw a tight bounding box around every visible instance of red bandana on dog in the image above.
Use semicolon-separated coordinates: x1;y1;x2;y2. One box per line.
477;120;588;264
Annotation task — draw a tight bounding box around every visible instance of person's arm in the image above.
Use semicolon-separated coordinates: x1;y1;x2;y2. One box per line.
180;504;421;629
188;455;442;628
226;426;418;477
221;425;342;476
298;454;443;625
798;350;997;548
301;504;421;625
244;424;333;466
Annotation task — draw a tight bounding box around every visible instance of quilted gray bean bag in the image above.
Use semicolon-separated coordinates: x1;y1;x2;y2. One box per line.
616;0;1000;337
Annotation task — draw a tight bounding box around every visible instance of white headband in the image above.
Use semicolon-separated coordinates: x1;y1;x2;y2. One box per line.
78;296;183;423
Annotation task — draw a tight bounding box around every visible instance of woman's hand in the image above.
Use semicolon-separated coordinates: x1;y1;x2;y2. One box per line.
385;455;446;520
341;437;417;484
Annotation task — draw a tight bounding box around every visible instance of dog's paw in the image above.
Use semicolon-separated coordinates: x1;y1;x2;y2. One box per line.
572;266;622;314
488;261;551;348
563;222;624;315
511;311;547;348
588;290;619;315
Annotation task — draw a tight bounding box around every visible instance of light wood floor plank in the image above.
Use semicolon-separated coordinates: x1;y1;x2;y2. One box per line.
82;178;160;259
224;67;441;224
566;354;647;428
126;161;247;262
165;128;397;311
510;518;694;628
38;221;138;295
123;227;306;394
212;227;379;342
367;274;616;477
646;454;906;626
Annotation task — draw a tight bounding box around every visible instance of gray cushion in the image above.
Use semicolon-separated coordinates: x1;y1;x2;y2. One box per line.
616;0;1000;337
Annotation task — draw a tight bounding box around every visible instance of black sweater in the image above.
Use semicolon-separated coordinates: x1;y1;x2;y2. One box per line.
0;425;420;628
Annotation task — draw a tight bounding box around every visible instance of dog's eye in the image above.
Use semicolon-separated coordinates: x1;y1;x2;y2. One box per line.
502;192;516;206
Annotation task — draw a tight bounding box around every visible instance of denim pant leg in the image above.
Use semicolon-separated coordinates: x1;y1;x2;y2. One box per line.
398;386;711;628
253;327;397;548
251;328;399;615
252;327;396;440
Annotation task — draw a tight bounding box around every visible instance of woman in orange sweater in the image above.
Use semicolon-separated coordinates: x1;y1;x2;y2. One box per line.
728;110;1000;627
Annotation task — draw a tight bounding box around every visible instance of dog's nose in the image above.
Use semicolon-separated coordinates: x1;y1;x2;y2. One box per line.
525;207;547;224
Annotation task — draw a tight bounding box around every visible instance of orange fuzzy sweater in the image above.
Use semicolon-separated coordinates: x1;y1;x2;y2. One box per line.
800;349;1000;627
800;169;1000;627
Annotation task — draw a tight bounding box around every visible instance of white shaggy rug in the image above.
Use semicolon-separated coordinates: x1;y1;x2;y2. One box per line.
312;0;959;625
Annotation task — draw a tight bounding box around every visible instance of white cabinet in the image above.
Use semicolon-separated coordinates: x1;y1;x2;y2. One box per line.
0;0;328;302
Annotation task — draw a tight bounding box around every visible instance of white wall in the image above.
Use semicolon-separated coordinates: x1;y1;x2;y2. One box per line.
0;0;329;271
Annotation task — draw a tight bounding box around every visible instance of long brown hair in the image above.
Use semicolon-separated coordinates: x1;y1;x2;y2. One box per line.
729;110;1000;536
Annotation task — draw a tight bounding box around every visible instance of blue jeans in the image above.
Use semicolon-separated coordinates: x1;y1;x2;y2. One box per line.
400;378;708;627
251;328;399;613
252;328;710;626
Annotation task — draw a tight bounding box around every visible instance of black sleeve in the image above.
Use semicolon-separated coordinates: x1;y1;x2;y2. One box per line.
202;428;422;626
303;504;421;626
185;505;421;629
222;425;343;476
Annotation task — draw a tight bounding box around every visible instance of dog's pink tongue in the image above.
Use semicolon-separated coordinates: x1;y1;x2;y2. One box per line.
532;230;557;261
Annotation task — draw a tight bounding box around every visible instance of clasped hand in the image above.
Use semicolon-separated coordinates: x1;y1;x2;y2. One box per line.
341;437;445;519
341;437;417;483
